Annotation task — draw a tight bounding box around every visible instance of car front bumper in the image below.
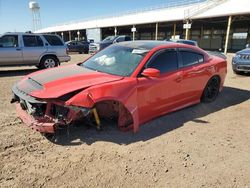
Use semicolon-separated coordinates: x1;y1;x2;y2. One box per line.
232;63;250;72
15;103;55;133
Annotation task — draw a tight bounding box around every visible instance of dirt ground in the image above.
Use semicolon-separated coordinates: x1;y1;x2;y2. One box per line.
0;53;249;188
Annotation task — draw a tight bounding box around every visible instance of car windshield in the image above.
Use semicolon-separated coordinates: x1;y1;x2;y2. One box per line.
102;36;116;42
81;45;148;76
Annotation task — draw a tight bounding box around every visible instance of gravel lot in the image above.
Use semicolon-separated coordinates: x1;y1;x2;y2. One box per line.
0;54;250;188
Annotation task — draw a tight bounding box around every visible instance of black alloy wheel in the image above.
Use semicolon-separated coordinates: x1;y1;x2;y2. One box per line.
201;77;220;103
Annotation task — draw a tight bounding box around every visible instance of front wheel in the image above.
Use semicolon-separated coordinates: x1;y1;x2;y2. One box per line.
201;77;220;103
39;56;58;69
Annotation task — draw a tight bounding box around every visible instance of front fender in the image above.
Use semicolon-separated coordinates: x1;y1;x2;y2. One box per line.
65;78;140;132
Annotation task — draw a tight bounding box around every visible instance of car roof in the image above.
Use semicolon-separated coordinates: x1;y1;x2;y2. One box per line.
118;40;171;50
117;40;209;60
170;39;196;42
2;32;57;36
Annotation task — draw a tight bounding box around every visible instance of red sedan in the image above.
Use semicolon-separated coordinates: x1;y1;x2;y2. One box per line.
11;41;227;134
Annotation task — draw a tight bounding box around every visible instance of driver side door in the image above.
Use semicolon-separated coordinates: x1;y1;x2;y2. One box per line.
0;35;23;66
136;48;185;123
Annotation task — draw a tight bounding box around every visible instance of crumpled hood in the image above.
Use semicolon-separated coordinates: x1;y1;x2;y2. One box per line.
17;64;123;99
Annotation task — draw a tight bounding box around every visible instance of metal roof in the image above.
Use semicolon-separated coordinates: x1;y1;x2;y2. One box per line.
36;0;250;33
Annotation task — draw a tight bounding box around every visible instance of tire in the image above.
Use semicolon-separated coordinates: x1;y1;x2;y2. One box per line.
84;49;89;54
201;76;220;103
39;56;58;69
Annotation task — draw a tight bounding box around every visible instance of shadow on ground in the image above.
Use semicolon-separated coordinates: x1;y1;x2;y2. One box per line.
46;86;250;146
0;68;38;77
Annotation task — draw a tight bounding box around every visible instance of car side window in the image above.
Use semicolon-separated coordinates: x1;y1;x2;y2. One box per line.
23;35;44;47
116;37;125;43
179;50;204;67
125;36;131;41
146;49;178;73
0;35;18;47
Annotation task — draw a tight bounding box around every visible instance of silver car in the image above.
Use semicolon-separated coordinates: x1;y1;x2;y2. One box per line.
0;32;70;69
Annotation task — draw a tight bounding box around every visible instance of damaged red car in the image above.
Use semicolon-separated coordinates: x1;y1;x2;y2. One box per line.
11;41;227;134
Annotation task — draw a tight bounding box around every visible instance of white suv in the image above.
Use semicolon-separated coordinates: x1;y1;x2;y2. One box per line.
0;32;70;69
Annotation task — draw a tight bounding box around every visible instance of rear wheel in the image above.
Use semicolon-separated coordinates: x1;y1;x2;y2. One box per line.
39;56;58;69
201;76;220;103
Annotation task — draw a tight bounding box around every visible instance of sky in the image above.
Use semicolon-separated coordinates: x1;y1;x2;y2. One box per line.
0;0;200;34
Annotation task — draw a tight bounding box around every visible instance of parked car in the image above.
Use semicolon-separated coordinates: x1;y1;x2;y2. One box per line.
166;38;198;46
87;39;94;43
89;35;131;53
0;32;70;69
206;51;227;60
11;41;227;135
232;46;250;74
66;40;89;54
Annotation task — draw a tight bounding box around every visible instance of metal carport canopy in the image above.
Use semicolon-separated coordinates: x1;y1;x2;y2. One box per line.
35;0;250;33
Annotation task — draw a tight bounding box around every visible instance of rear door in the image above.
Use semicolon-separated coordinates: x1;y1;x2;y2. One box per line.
22;35;46;65
177;48;208;101
137;48;184;123
0;34;23;66
43;35;66;57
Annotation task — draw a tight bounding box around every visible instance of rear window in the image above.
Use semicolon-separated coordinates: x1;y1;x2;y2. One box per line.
43;35;64;46
179;51;204;67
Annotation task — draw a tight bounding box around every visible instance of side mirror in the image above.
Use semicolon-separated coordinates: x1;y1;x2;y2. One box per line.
141;68;160;78
113;40;117;44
